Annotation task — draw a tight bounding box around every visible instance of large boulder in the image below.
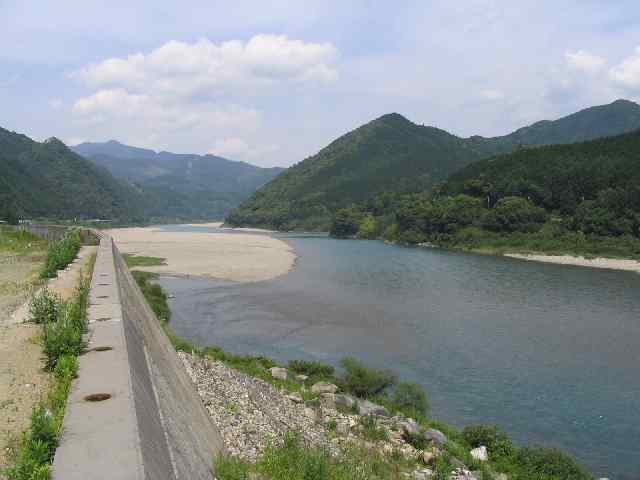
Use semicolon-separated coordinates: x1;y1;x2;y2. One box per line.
358;399;389;417
334;394;356;409
470;446;488;462
270;367;288;381
311;382;338;394
423;428;447;446
401;419;419;437
320;393;336;409
449;469;478;480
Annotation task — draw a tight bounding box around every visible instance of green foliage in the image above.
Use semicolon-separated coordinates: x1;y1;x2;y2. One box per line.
359;415;389;442
462;424;514;459
288;359;335;378
215;456;251;480
512;446;591;480
482;197;547;233
6;282;88;480
132;270;171;322
392;382;430;419
41;280;89;371
40;229;81;278
228;99;640;232
338;357;397;398
122;254;167;267
0;227;45;255
330;208;364;238
0;130;147;222
29;288;61;324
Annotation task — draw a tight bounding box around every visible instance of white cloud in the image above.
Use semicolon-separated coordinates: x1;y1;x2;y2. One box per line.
208;137;279;160
72;35;338;97
565;50;606;74
609;46;640;92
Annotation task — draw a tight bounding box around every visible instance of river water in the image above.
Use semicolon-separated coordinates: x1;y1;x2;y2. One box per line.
157;225;640;479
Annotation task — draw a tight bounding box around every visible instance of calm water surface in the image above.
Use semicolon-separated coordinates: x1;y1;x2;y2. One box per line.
158;225;640;479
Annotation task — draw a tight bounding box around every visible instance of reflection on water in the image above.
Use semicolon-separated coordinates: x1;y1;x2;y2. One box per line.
158;227;640;479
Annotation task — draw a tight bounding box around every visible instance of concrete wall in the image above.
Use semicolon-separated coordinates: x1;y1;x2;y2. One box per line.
51;234;225;480
9;224;98;244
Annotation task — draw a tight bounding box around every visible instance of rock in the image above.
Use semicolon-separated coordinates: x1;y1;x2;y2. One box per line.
423;428;447;446
311;382;338;394
270;367;288;381
401;419;419;437
470;445;488;461
449;469;478;480
336;421;350;436
334;393;356;409
303;407;317;419
287;392;303;403
320;393;336;409
412;468;434;479
295;374;308;384
358;399;389;416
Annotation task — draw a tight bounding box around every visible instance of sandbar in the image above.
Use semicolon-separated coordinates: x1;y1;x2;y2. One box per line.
505;253;640;273
107;227;296;282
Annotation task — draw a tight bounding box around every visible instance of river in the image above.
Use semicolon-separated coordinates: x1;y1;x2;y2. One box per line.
157;225;640;479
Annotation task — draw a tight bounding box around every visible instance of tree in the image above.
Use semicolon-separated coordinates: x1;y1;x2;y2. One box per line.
330;208;363;238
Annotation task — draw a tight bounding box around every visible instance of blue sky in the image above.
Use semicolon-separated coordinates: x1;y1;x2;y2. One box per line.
2;0;640;166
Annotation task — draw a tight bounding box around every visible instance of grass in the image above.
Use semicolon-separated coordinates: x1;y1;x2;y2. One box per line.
40;229;81;278
215;432;415;480
122;253;167;267
0;227;46;255
5;273;90;479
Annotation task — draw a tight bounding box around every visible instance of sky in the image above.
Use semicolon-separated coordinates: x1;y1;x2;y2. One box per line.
2;0;640;167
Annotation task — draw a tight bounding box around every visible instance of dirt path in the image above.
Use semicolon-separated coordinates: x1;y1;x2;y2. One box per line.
0;246;96;473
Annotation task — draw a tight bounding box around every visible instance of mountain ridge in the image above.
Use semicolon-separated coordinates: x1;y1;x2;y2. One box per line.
227;99;640;231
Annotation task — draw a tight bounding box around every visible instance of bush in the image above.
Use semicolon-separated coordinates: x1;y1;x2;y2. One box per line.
29;288;61;324
40;229;81;279
391;382;430;419
462;424;514;459
132;271;171;322
359;415;389;442
288;359;335;378
339;357;397;398
515;446;591;480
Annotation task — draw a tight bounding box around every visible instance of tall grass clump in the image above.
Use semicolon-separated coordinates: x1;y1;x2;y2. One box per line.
40;229;81;279
29;288;62;325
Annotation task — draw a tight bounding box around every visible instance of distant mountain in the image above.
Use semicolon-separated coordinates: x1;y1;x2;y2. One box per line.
226;99;640;231
0;128;145;221
73;141;284;220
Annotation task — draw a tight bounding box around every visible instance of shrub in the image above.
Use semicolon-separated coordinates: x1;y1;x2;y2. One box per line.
29;288;61;324
40;229;81;278
462;424;514;459
515;446;591;480
392;382;430;418
288;359;335;378
41;307;84;371
339;357;397;398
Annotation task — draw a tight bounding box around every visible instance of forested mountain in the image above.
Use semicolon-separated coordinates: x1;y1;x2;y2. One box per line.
0;128;146;221
73;140;283;220
227;99;640;231
331;129;640;258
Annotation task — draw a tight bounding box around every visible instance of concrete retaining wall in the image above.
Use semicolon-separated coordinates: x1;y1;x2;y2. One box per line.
9;224;98;244
51;234;224;479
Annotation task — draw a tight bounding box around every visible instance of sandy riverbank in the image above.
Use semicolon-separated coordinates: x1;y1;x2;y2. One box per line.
184;221;276;233
505;253;640;272
107;227;296;282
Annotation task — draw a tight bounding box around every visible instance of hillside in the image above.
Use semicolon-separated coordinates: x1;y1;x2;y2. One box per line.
0;128;145;222
332;129;640;258
227;99;640;231
73;141;284;220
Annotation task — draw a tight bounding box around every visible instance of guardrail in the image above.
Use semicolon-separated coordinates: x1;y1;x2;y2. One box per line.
51;233;224;479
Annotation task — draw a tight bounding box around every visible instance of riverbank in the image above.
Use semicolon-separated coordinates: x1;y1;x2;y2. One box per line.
107;226;296;282
504;253;640;272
